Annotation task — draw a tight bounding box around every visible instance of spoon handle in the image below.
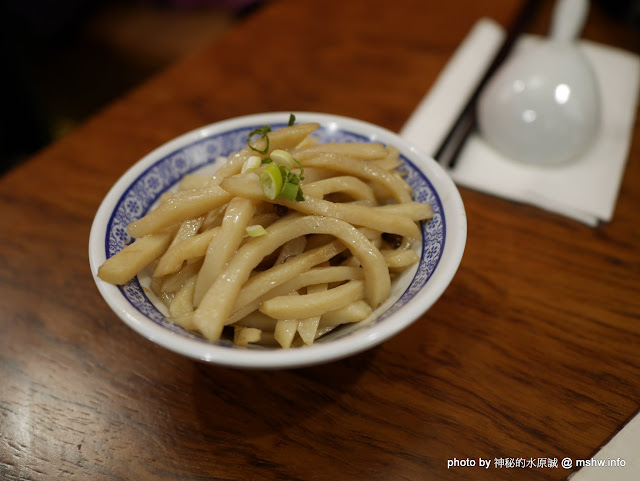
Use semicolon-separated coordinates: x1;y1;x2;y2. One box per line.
549;0;589;42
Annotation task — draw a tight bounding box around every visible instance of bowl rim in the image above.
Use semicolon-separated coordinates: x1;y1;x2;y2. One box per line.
89;111;467;369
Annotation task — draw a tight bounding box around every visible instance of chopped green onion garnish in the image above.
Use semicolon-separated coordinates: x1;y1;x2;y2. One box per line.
270;149;295;169
247;125;271;154
280;180;301;201
278;165;305;201
260;163;283;200
268;149;305;179
279;166;298;186
245;225;268;237
293;157;305;180
241;155;262;173
249;123;305;202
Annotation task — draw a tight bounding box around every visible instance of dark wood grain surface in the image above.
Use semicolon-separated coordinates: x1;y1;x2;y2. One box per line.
1;0;639;479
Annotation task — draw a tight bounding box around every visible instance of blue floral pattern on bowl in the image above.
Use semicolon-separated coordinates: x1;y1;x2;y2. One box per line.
104;123;445;343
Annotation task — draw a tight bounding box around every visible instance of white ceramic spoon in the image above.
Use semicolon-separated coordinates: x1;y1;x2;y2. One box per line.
477;0;600;165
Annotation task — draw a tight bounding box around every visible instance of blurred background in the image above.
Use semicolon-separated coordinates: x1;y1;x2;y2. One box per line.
0;0;265;174
0;0;637;175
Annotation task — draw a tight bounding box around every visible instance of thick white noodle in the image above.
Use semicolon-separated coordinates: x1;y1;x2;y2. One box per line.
193;197;256;305
192;215;390;341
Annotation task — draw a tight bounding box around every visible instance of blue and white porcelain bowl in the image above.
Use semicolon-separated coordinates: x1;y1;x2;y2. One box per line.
89;112;466;369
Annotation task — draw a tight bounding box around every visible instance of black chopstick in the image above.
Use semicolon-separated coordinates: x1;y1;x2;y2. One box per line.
434;0;543;169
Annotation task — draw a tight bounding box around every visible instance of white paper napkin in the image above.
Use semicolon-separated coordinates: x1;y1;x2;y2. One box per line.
568;411;640;480
401;18;640;226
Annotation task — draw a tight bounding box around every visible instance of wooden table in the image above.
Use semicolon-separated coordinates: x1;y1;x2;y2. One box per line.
1;0;639;479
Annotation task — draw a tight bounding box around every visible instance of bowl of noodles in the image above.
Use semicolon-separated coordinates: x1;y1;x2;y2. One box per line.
89;112;466;369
